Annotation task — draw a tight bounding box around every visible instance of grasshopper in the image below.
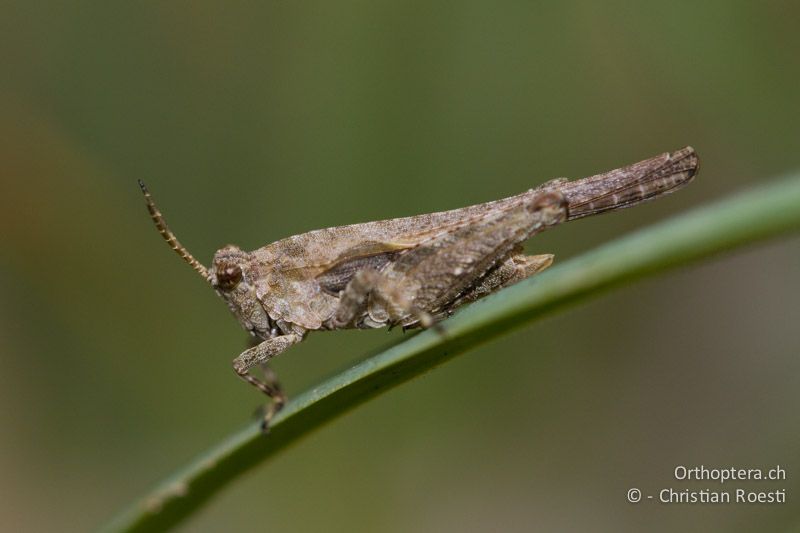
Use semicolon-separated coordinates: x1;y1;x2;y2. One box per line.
139;146;698;430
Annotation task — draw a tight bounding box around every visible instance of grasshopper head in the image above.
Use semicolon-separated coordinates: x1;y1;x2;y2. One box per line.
211;245;247;291
211;245;271;336
138;182;271;336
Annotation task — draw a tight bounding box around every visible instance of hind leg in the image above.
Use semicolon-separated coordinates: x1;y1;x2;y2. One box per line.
383;192;567;329
433;252;554;320
333;191;567;330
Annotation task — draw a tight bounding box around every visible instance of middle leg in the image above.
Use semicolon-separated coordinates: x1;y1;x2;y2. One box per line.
331;268;434;329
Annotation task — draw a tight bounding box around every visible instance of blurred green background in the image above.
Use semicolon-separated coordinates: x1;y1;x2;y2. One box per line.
2;2;799;532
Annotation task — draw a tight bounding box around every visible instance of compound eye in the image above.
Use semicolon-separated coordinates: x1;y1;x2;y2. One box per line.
217;264;243;291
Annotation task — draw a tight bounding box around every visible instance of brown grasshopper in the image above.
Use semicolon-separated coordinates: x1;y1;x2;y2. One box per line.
139;147;698;430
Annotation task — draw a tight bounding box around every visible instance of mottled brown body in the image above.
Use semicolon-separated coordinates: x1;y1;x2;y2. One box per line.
140;146;698;431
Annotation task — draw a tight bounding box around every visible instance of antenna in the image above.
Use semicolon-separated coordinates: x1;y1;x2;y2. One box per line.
138;180;209;281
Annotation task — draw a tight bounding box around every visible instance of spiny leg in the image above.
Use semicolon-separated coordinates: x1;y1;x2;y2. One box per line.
232;334;302;432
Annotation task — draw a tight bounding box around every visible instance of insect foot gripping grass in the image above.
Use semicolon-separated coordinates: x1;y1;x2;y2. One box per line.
139;147;698;432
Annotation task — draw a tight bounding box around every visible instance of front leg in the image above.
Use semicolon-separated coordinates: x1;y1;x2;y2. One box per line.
233;333;302;432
